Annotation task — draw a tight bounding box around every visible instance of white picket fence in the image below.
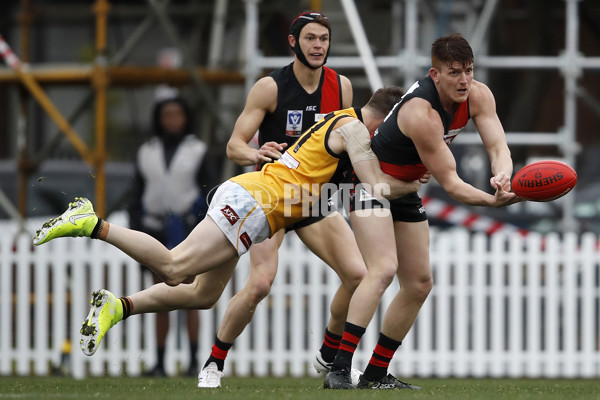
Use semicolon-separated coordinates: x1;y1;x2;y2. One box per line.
1;213;600;379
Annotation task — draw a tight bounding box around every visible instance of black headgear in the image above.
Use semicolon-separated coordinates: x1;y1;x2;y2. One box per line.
289;11;331;69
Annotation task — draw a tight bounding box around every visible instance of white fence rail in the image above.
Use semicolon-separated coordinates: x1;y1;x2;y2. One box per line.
1;214;599;378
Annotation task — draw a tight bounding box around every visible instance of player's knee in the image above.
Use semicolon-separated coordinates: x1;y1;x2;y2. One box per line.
373;261;398;289
407;274;433;303
341;265;367;291
246;275;274;304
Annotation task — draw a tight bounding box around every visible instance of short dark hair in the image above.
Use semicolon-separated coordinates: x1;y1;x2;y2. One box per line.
364;86;404;117
431;33;474;69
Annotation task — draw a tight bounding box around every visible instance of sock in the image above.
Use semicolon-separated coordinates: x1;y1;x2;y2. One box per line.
156;346;166;371
91;219;109;240
90;218;103;239
330;322;366;371
319;328;342;363
189;342;198;368
362;333;402;381
119;297;133;320
203;336;233;371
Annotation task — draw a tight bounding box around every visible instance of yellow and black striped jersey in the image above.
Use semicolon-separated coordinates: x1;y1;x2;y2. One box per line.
230;107;361;235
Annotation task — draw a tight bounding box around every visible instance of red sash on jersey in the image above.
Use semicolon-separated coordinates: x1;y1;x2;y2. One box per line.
450;100;470;130
320;66;342;112
379;162;428;181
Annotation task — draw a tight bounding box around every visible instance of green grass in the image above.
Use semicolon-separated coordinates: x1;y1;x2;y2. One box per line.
0;376;598;400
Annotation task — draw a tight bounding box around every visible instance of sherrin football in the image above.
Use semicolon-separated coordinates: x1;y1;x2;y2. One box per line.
511;160;577;202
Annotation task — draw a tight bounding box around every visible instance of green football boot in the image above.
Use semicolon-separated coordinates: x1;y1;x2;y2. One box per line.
33;197;98;246
80;289;123;356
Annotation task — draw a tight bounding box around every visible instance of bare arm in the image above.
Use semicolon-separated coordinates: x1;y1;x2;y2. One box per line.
470;80;513;191
331;119;420;199
340;74;353;108
226;77;288;166
400;98;516;207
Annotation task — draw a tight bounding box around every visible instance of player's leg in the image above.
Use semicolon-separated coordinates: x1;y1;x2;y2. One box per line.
198;229;285;388
295;212;366;374
357;220;430;390
33;194;245;286
103;216;238;286
81;257;239;357
384;220;432;340
145;272;170;377
185;309;200;376
325;208;397;389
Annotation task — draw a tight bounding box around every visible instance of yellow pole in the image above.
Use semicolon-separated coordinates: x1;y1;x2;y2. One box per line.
92;0;110;218
15;69;95;164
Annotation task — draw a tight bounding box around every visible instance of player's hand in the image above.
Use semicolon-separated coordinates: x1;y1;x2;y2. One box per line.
420;171;432;184
255;141;288;163
493;185;523;207
490;172;511;192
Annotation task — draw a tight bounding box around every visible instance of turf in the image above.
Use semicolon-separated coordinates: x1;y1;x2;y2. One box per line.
0;377;597;400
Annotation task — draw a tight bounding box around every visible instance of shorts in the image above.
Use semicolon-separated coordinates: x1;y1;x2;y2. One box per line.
348;186;427;222
207;180;271;256
284;193;336;232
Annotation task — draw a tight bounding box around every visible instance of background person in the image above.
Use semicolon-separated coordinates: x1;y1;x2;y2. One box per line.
128;96;218;377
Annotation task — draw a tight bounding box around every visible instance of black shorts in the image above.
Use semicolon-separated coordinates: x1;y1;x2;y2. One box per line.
347;186;427;223
285;194;337;232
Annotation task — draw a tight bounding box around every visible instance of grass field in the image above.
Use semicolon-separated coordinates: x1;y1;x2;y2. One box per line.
0;376;598;400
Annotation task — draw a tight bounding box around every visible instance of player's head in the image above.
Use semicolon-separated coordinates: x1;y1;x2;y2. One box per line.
288;11;331;69
430;34;474;104
364;86;404;119
430;33;473;71
152;96;194;138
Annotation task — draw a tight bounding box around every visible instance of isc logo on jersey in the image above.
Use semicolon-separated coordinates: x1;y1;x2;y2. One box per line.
286;110;303;137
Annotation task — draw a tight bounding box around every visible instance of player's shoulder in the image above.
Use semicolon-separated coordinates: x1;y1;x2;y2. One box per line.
469;79;495;103
252;75;278;93
247;76;278;109
468;79;496;115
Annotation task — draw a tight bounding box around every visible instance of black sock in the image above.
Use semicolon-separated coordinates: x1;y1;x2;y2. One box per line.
119;297;133;320
363;333;402;380
90;218;103;239
330;322;366;372
189;342;198;368
156;346;166;371
203;336;233;371
320;328;342;363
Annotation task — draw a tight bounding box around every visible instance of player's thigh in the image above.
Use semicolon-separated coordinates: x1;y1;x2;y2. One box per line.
349;208;397;272
296;212;365;279
190;256;239;307
170;216;238;276
393;220;431;282
248;228;285;282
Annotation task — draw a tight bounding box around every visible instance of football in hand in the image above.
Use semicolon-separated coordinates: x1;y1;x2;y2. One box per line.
511;160;577;202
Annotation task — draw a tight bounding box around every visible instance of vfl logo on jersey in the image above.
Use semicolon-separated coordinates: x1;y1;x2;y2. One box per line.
220;205;239;225
286;110;303;137
239;231;252;250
